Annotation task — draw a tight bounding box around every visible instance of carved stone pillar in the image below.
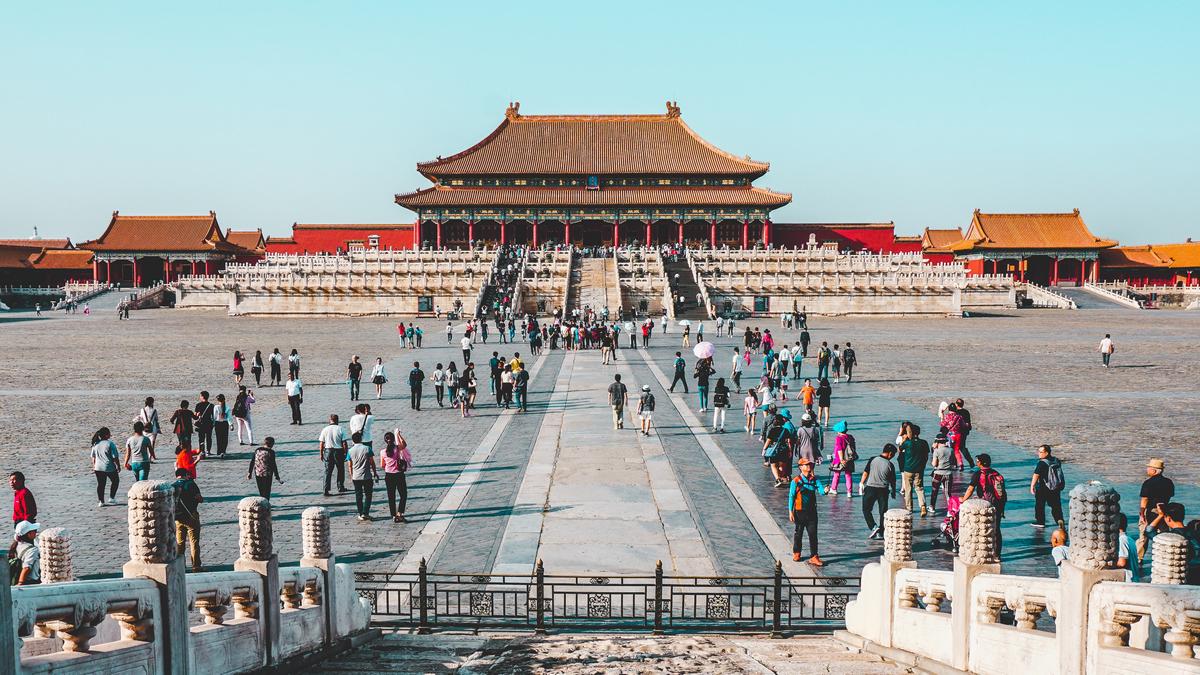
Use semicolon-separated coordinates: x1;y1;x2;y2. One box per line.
123;480;189;675
883;509;913;563
959;499;999;565
300;506;337;646
1061;482;1125;675
235;496;280;666
38;527;74;583
1151;532;1189;584
952;498;1001;670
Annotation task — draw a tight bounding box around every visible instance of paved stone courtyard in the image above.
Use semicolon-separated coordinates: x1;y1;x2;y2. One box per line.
1;306;1196;581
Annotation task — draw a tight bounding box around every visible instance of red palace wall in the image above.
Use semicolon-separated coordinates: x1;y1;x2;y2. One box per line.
265;226;417;255
773;224;902;252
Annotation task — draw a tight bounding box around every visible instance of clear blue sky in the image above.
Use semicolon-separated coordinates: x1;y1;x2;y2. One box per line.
3;1;1197;243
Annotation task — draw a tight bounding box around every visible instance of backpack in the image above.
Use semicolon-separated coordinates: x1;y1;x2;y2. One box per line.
642;393;656;412
1043;458;1065;492
842;436;859;463
232;397;247;418
979;469;1007;512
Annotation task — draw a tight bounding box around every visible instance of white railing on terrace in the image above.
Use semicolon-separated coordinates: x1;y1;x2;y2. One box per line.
1083;282;1144;309
684;248;715;318
1020;282;1078;309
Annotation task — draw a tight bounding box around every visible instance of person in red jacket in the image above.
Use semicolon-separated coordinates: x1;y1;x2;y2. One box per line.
10;472;36;525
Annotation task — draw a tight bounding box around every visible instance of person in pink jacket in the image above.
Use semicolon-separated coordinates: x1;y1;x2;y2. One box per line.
829;420;857;495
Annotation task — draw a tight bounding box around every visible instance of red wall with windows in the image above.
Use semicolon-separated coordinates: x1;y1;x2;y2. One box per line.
265;226;417;254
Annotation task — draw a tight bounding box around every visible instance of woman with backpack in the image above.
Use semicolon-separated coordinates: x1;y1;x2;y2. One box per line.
711;377;730;433
829;420;857;495
233;386;255;445
136;397;160;449
382;430;412;523
962;453;1007;556
90;427;121;507
637;385;656;436
288;349;301;379
446;362;460;408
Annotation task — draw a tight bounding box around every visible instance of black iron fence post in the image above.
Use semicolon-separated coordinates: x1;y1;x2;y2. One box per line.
653;560;664;635
418;557;431;634
770;560;783;638
535;559;546;635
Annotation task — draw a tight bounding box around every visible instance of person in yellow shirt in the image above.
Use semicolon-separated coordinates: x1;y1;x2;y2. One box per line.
509;352;523;373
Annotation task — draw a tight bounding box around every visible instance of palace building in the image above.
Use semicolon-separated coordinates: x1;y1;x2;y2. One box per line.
946;209;1117;285
395;102;791;249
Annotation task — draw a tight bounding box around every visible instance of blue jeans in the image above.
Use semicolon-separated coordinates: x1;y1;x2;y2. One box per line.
698;386;709;409
131;462;150;481
792;360;803;379
817;363;830;380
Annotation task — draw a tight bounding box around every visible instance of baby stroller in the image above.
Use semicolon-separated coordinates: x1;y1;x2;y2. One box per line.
931;495;961;553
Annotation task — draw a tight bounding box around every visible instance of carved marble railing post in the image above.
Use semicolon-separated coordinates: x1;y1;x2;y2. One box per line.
1061;482;1124;675
300;506;336;646
122;480;189;675
952;499;1001;671
1151;533;1190;585
234;496;279;667
38;527;74;583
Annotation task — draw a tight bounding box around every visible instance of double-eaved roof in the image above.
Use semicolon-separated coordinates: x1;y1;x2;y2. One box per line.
397;102;791;212
949;210;1117;252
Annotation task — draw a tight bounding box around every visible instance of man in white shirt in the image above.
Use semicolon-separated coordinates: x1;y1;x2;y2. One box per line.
348;404;374;448
318;414;348;496
461;335;473;365
285;373;303;425
1098;334;1115;368
778;345;792;380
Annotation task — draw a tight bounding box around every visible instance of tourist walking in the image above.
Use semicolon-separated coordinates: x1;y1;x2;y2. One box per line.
170;400;193;450
843;342;857;382
9;472;36;525
136;397;161;449
1030;444;1066;530
286;372;303;424
928;433;954;512
731;347;744;392
463;362;478;411
288;349;301;378
608;373;628;430
90;427;121;506
461;334;473;364
941;401;973;469
816;342;831;380
233;351;245;385
794;413;824;467
1137;457;1174;562
815;378;832;427
789;458;826;566
408;362;425;410
694;357;713;411
669;352;688;393
961;453;1007;556
791;345;803;381
899;423;930;516
175;441;201;479
213;394;230;457
368;357;386;399
446;362;459;407
123;421;156;480
319;414;348;496
742;388;759;434
233;386;255;445
382;430;411;523
1099;333;1115;368
347;356;363;401
12;521;41;585
860;444;898;539
432;363;446;407
636;385;655;436
515;366;530;412
831;344;842;383
269;348;283;386
247;437;283;499
251;350;264;386
347;432;379;521
193;391;215;455
681;323;691;348
711;377;730;432
829;420;856;495
799;329;810;358
172;467;204;572
349;404;374;449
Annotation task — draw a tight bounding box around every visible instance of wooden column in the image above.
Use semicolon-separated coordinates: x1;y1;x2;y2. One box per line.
1052;257;1060;285
613;221;619;247
762;220;772;247
645;221;652;246
163;258;171;283
677;221;684;244
436;221;443;249
468;220;475;246
191;260;198;275
1090;259;1099;283
709;220;717;248
742;221;750;249
1079;259;1086;287
93;258;100;282
564;221;571;245
132;260;139;287
500;220;507;245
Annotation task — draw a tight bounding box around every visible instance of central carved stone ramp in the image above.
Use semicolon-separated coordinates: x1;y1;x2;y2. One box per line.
577;257;611;312
311;632;909;673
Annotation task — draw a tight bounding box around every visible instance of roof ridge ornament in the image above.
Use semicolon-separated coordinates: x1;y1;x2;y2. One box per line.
505;101;521;120
665;100;681;118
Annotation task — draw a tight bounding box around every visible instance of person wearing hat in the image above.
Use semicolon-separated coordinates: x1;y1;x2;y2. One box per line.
789;458;827;566
794;412;824;468
637;385;656;436
929;433;955;512
829;420;856;496
1137;457;1174;562
10;520;40;585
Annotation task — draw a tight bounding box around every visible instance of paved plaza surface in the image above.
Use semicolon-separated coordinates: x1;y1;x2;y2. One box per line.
1;307;1197;580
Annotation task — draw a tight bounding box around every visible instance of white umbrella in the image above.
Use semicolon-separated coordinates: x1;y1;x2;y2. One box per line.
693;341;715;359
677;319;692;327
